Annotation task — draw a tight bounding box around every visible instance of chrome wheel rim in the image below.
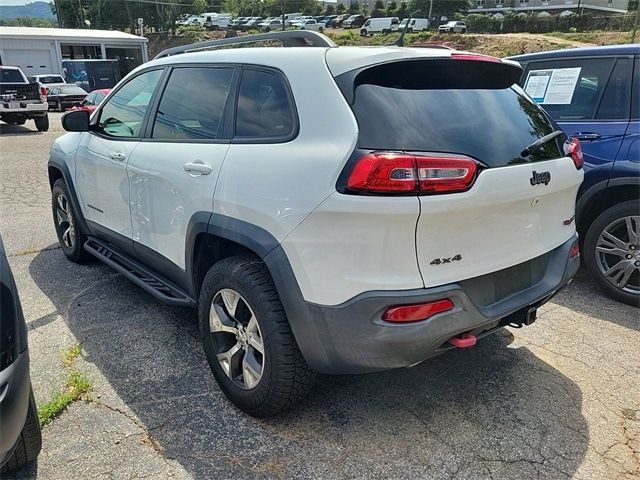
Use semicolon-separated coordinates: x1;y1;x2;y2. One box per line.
55;193;75;249
209;288;265;390
595;215;640;295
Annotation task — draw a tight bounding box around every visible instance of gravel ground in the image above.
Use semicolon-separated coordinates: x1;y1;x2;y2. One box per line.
0;113;638;480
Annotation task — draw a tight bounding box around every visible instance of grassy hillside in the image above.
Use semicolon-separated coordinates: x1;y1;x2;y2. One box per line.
0;1;54;20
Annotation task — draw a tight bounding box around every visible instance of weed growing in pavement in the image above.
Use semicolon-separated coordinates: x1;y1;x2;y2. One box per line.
38;344;93;426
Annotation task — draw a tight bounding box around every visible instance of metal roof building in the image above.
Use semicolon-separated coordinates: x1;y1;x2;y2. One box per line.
0;26;148;78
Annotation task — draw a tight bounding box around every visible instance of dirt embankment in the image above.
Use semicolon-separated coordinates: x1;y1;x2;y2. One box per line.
146;30;628;59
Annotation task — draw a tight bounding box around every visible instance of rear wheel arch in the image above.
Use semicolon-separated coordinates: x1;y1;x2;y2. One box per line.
577;181;640;238
187;214;281;297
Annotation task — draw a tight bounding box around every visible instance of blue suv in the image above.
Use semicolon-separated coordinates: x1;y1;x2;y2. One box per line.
511;45;639;306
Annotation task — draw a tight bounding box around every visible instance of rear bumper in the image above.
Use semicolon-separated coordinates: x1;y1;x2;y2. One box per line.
293;234;579;374
0;103;47;115
0;351;31;467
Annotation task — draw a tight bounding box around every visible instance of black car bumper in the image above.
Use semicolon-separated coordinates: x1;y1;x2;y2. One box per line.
0;350;31;467
285;234;579;374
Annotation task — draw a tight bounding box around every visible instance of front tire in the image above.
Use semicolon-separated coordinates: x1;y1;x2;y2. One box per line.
1;388;42;473
34;115;49;132
199;255;316;417
51;178;91;263
583;200;640;307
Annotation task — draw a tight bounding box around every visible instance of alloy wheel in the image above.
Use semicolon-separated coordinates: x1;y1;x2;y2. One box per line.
595;215;640;295
209;288;265;389
55;193;75;249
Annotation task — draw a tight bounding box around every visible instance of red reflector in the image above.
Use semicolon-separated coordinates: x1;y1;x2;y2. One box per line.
450;53;500;63
570;241;580;258
382;299;454;323
564;138;583;170
346;153;478;195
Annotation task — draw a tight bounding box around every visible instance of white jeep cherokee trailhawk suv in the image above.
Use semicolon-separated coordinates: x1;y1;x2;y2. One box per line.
49;32;583;416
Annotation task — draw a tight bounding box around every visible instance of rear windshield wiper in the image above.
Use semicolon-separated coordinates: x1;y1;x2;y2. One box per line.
520;130;564;158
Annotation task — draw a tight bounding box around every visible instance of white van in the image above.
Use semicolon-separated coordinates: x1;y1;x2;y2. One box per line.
284;12;302;26
205;14;230;30
397;17;429;32
360;17;400;36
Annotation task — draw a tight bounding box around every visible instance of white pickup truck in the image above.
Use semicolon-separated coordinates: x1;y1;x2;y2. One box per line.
0;66;49;131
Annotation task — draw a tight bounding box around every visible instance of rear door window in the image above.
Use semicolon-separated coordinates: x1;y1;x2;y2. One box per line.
595;57;632;120
340;59;563;168
152;67;233;140
234;68;296;140
522;57;616;121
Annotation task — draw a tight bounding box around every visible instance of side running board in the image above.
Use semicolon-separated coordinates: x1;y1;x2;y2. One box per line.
84;237;196;307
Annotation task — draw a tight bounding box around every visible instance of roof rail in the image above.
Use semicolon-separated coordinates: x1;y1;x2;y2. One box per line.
154;30;336;59
411;44;455;50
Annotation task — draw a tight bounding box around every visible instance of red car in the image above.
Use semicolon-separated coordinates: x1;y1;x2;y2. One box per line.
69;88;111;114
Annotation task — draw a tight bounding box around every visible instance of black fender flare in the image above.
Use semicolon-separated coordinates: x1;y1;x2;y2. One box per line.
185;213;328;369
47;159;90;235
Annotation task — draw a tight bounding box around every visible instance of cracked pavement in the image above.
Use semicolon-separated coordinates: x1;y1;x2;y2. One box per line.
0;113;638;480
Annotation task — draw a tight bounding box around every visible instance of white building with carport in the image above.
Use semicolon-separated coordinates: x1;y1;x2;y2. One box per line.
0;26;148;79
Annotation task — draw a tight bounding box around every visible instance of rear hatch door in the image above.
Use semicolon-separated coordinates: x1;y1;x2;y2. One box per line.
340;56;583;288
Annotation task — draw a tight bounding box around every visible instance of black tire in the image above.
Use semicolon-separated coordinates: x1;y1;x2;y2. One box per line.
408;27;414;33
34;115;49;132
461;28;466;33
51;178;91;263
199;255;316;417
583;200;640;307
264;27;270;32
212;25;219;31
1;388;42;473
382;29;390;34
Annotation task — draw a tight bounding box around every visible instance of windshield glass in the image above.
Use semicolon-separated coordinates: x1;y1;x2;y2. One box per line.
60;85;87;94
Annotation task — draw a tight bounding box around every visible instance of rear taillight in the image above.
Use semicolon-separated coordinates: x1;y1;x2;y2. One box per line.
564;138;583;170
40;86;47;103
450;52;500;63
346;152;478;195
382;299;454;323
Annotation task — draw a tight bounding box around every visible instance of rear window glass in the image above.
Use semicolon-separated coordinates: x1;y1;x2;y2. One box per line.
235;68;295;140
39;76;64;84
0;69;24;83
344;60;563;167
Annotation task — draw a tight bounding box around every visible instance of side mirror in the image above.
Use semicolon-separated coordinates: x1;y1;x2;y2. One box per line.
62;109;90;132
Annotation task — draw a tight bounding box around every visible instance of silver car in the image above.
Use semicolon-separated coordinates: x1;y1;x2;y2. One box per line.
438;21;466;33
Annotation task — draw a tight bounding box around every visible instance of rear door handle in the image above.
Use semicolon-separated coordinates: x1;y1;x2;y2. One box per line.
184;161;213;176
573;133;601;141
109;152;126;162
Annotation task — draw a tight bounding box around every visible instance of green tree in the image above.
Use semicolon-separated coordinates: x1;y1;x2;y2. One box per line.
348;0;359;14
336;3;346;13
396;1;407;19
193;0;208;14
410;0;468;22
325;4;335;14
371;0;384;17
386;1;397;15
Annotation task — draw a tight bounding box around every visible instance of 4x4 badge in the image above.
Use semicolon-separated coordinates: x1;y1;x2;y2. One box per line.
530;171;551;186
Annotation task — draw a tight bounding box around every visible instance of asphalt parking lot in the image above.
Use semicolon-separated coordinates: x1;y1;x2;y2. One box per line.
0;112;638;480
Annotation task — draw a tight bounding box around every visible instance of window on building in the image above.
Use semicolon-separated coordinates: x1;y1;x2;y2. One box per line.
60;44;101;60
476;0;485;6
